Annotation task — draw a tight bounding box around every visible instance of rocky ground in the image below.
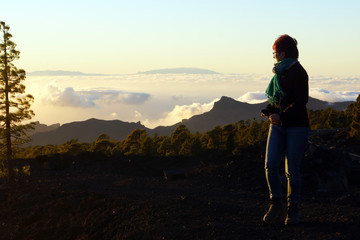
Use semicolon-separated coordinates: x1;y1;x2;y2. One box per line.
1;131;360;240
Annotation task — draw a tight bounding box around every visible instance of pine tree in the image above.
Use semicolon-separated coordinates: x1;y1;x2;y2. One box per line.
170;125;191;154
157;137;172;156
123;129;147;155
350;94;360;140
0;22;34;182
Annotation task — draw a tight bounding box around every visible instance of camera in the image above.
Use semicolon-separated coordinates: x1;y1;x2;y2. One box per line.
261;109;272;117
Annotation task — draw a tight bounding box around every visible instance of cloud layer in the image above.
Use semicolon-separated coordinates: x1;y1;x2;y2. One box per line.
144;98;219;127
237;91;267;104
309;88;360;103
43;82;150;108
26;74;360;128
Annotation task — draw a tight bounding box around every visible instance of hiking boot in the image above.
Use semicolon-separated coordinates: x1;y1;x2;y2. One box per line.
285;202;300;225
263;198;283;223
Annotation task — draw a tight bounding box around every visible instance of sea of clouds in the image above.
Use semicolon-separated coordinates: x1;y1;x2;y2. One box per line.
26;74;360;128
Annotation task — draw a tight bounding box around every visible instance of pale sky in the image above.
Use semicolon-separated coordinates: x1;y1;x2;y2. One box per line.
2;1;360;128
3;0;360;75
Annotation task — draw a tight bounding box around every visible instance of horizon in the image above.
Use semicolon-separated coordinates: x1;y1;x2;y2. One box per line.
31;93;355;128
25;70;359;128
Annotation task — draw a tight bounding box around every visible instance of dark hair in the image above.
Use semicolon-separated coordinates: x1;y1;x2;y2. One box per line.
273;34;299;59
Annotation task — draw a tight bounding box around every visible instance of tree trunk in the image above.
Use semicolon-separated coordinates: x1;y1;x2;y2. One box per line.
2;27;14;183
5;115;14;183
5;89;14;183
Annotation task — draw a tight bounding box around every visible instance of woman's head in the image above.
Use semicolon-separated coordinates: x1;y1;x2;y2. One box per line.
272;34;299;60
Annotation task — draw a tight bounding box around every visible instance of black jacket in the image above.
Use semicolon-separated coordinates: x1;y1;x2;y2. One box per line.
264;61;310;127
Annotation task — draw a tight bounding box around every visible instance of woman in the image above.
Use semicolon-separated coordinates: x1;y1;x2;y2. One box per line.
261;34;310;225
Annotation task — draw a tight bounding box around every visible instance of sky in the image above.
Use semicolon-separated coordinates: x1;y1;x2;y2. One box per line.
2;0;360;128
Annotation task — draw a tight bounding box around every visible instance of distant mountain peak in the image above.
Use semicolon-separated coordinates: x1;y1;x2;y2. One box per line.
213;96;246;109
137;68;219;74
218;96;237;102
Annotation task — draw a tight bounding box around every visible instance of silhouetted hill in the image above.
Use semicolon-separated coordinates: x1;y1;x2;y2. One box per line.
29;97;354;146
32;121;60;134
29;118;148;146
151;96;352;136
184;96;267;131
306;97;352;111
138;68;219;74
151;97;267;135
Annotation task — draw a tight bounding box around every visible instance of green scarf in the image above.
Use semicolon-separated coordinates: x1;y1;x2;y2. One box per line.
265;58;297;106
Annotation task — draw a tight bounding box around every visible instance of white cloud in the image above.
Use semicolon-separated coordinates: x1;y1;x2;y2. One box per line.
309;88;360;103
144;98;219;127
236;89;359;105
43;82;96;108
42;82;150;108
237;91;267;104
82;89;150;105
310;76;360;92
134;110;142;118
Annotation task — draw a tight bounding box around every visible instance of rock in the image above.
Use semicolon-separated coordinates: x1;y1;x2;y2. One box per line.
163;169;186;181
345;153;360;185
303;143;352;193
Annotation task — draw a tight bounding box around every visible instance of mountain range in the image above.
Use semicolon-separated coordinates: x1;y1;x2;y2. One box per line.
28;68;219;76
28;96;353;146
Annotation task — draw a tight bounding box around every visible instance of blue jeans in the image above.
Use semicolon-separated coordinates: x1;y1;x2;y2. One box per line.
265;124;309;203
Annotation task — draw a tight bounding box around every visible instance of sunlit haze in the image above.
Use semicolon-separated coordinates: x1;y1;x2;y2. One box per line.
3;0;360;128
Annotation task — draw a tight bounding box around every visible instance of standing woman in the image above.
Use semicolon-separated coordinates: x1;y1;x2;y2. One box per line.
261;34;310;225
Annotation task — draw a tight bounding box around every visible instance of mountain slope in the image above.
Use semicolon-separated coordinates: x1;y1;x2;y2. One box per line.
29;97;354;146
152;97;267;135
306;97;352;111
151;96;352;136
29;118;148;146
32;121;61;133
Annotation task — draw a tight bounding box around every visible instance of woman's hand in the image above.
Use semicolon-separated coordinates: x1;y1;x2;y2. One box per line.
269;113;282;126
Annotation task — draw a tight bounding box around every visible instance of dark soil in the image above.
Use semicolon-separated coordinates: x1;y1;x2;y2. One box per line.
1;133;360;240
